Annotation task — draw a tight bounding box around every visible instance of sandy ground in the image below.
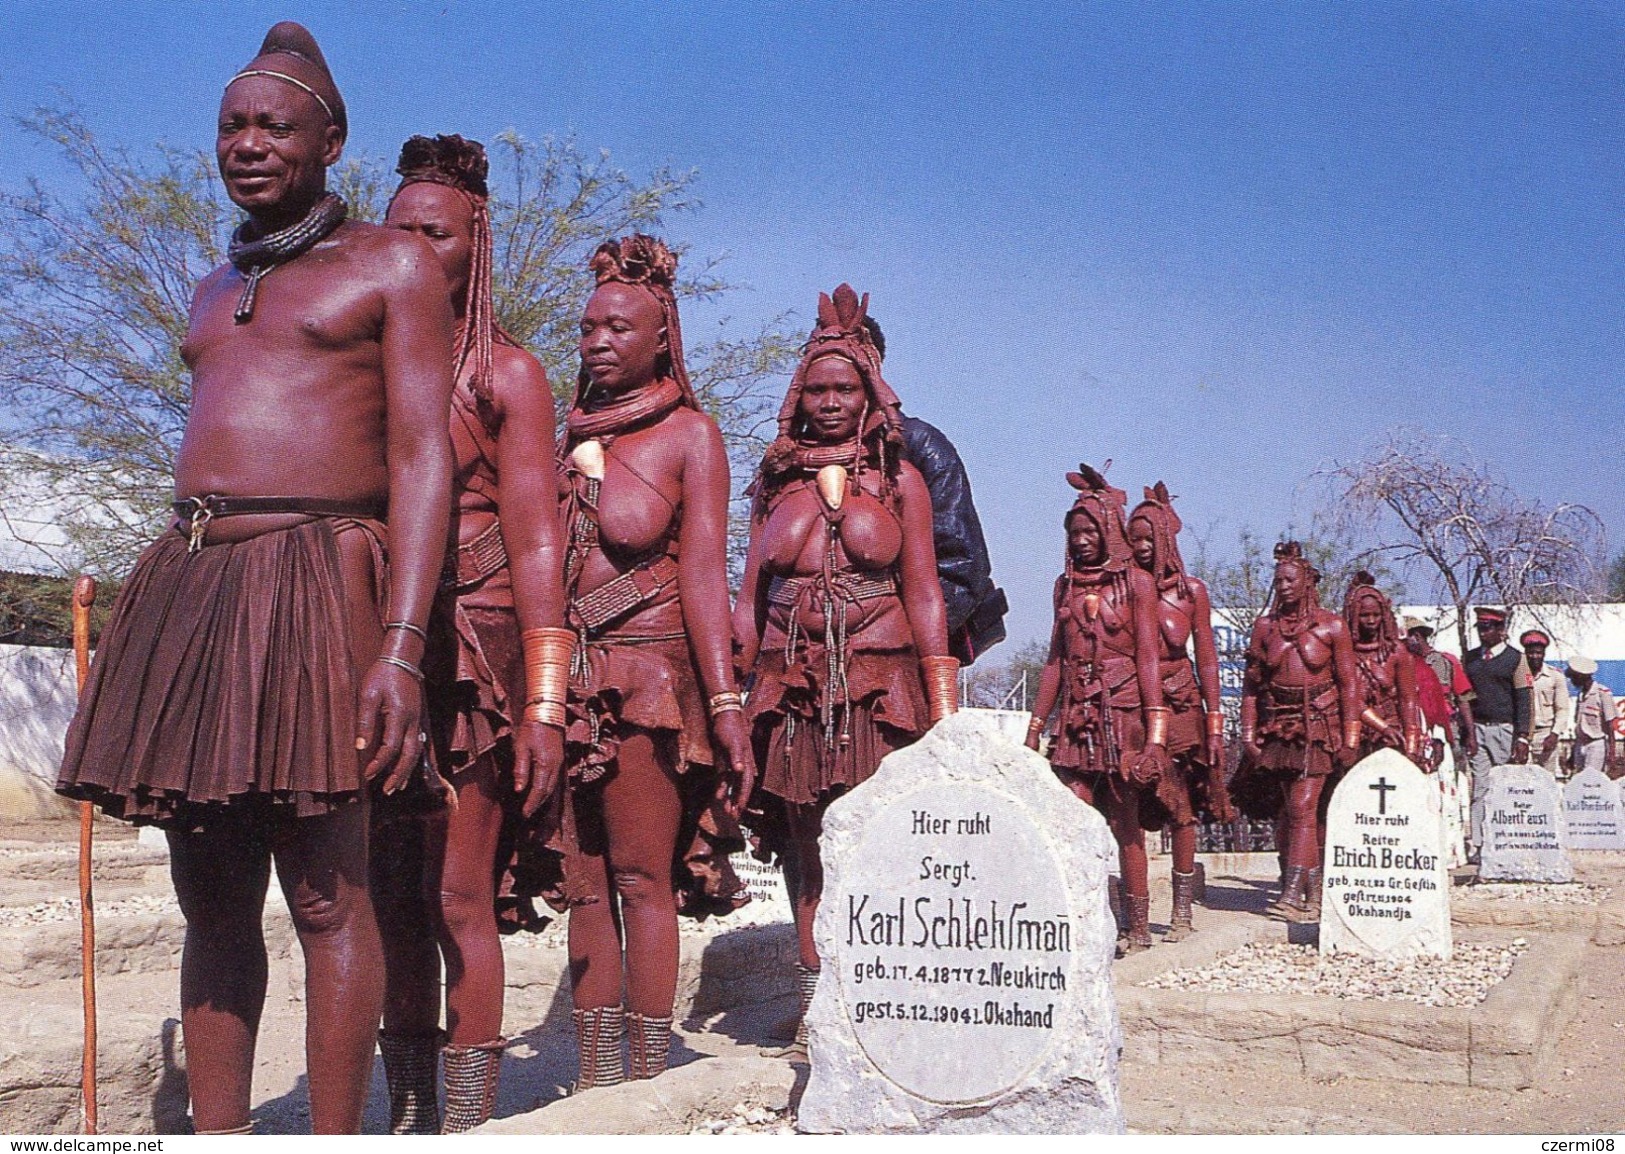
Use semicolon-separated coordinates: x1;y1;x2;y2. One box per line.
1124;952;1625;1134
1121;859;1625;1135
5;815;1623;1135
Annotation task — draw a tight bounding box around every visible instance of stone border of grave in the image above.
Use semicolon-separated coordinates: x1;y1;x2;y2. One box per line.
1115;920;1584;1091
1450;879;1625;947
477;1053;798;1135
0;891;799;1134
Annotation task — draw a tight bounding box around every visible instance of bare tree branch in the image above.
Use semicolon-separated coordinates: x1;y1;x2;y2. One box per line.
1318;428;1607;653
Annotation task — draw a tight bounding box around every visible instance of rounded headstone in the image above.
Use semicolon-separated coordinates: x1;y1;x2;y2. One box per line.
1319;749;1453;960
1563;767;1625;851
1479;763;1574;883
799;711;1123;1134
838;784;1072;1102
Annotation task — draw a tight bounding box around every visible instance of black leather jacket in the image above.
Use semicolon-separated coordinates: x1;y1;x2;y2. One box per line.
901;415;1008;664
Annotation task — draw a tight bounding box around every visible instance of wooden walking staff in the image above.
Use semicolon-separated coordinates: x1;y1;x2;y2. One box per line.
72;575;98;1134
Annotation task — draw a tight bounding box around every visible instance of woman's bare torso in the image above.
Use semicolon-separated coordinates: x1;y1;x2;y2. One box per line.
1356;646;1401;704
1256;611;1340;689
569;413;691;595
759;471;908;644
1155;587;1196;661
1059;575;1136;666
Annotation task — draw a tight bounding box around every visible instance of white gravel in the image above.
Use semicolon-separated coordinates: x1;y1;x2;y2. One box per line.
1140;938;1528;1007
0;841;157;859
504;896;791;950
689;1103;797;1135
1465;882;1611;905
0;892;179;926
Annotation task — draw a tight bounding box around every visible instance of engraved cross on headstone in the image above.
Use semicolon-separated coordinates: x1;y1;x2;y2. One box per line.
1369;776;1396;815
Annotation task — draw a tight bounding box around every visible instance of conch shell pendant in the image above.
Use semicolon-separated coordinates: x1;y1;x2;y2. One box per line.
815;464;848;513
571;439;606;480
1082;592;1102;620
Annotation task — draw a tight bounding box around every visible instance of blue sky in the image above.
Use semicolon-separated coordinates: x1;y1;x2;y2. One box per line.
2;1;1620;648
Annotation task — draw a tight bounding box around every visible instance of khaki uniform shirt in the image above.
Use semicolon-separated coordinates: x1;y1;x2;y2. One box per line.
1574;682;1618;743
1530;665;1572;738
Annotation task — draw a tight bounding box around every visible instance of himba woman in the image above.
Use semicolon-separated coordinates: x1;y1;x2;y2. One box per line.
733;284;958;1050
1343;573;1423;767
555;235;753;1087
1026;465;1172;954
1125;484;1234;940
371;135;569;1132
1234;543;1360;921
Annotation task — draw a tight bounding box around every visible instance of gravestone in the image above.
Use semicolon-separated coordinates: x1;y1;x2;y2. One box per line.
1479;763;1574;883
1319;749;1452;960
1563;767;1625;851
729;842;790;907
797;711;1122;1134
1430;725;1469;869
728;837;793;923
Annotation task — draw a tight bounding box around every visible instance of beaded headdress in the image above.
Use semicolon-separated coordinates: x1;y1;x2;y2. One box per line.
755;284;905;499
1130;480;1190;586
1342;570;1398;648
1064;462;1133;573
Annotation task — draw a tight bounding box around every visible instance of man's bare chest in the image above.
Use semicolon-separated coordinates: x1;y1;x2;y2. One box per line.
184;257;383;368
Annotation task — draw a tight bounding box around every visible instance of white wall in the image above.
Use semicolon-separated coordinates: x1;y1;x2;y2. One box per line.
1395;603;1625;690
1214;603;1625;695
0;643;77;784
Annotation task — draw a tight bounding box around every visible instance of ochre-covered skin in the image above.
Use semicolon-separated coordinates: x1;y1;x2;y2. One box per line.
63;27;455;1135
733;288;949;972
1234;545;1361;900
370;147;567;1073
1344;576;1422;767
1026;465;1169;947
1125;486;1234;896
555;238;754;1047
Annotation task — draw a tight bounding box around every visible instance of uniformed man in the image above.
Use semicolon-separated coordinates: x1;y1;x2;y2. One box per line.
1566;656;1618;777
1461;607;1533;858
1521;629;1571;777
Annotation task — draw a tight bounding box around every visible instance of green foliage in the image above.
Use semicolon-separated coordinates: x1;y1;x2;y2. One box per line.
0;107;231;575
1609;552;1625;601
0;570;116;647
0;109;798;581
0;571;73;646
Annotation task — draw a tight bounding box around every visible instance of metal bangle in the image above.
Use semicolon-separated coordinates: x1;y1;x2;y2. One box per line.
524;701;567;729
377;654;424;682
708;692;745;717
1144;705;1171;746
384;621;429;644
